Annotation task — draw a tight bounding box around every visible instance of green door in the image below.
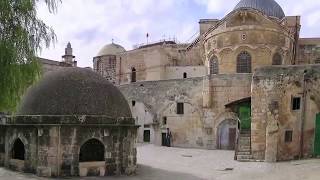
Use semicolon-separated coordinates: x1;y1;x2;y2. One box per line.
314;113;320;156
239;105;251;130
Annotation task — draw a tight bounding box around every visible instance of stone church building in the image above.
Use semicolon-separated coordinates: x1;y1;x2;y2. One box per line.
94;0;320;162
2;2;320;178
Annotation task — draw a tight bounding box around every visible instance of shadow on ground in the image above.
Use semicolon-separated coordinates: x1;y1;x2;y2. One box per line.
76;164;205;180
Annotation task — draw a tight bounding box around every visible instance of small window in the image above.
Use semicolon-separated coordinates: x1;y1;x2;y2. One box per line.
131;67;136;83
315;58;320;64
177;103;184;115
209;56;219;74
144;124;150;128
272;53;282;65
132;100;136;107
285;130;293;143
183;72;187;79
163;117;167;125
292;97;301;110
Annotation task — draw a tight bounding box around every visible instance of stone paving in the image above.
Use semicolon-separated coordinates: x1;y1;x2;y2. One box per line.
1;144;320;180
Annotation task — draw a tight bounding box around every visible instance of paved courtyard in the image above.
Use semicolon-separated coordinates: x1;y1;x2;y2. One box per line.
0;144;320;180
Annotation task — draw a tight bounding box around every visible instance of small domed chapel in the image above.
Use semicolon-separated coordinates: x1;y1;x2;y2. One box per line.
0;68;138;177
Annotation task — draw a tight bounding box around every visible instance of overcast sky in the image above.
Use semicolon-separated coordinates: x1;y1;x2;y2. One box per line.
37;0;320;67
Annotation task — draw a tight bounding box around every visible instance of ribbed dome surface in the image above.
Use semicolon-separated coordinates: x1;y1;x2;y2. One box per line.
234;0;285;19
97;43;126;56
17;68;132;119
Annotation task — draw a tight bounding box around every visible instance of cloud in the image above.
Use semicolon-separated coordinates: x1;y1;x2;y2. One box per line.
36;0;320;68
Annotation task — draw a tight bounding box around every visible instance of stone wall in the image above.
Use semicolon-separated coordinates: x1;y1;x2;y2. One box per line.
252;65;320;161
0;116;138;177
120;74;252;149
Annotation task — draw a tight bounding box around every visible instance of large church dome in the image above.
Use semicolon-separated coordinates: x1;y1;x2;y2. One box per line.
17;68;132;118
234;0;285;19
96;43;126;57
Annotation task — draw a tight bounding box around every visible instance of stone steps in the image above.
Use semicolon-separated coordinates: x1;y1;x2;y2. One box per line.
236;130;252;162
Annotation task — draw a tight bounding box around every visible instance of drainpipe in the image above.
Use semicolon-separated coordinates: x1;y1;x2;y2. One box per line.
300;71;307;159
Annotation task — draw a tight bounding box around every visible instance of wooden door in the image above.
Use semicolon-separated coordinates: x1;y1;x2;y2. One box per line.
228;128;236;150
239;105;251;130
314;113;320;156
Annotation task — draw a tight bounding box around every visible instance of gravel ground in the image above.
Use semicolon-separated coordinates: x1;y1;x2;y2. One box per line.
0;144;320;180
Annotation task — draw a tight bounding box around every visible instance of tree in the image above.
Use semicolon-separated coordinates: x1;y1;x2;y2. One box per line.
0;0;60;112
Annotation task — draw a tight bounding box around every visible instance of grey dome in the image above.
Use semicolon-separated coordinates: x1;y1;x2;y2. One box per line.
234;0;285;19
17;68;132;118
97;43;125;56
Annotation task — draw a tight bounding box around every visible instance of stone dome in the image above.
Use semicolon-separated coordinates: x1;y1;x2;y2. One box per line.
17;68;132;118
96;43;126;56
234;0;285;19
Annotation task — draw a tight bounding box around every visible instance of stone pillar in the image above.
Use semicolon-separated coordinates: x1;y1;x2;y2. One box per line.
265;101;280;162
202;76;211;108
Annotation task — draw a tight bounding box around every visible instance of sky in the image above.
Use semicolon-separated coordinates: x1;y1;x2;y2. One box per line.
37;0;320;68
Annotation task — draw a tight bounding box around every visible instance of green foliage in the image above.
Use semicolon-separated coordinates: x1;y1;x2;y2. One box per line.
0;0;60;112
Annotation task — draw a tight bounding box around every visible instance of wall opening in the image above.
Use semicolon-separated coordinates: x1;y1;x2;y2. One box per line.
209;56;219;74
217;119;237;150
143;130;150;142
237;51;252;73
163;116;167;125
285;130;293;143
79;139;105;162
292;97;301;110
11;139;25;160
132;100;136;107
272;53;282;65
131;67;136;83
177;103;184;114
314;113;320;156
183;72;187;79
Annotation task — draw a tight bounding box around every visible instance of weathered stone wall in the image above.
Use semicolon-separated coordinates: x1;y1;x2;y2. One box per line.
297;38;320;65
4;126;38;173
252;65;320;161
0;116;138;177
120;74;252;149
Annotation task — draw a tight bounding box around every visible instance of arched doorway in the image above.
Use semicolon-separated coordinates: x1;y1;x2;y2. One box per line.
12;139;25;160
79;139;105;177
79;139;104;162
217;119;237;150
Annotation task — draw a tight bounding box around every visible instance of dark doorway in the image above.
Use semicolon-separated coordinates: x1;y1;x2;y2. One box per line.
315;113;320;156
79;139;105;162
12;139;25;160
131;67;136;83
162;133;167;146
143;130;150;142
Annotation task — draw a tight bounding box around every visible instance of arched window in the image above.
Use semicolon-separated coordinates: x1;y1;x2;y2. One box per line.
12;139;25;160
272;53;282;65
183;72;187;79
79;139;105;162
131;67;136;83
237;51;252;73
209;56;219;74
